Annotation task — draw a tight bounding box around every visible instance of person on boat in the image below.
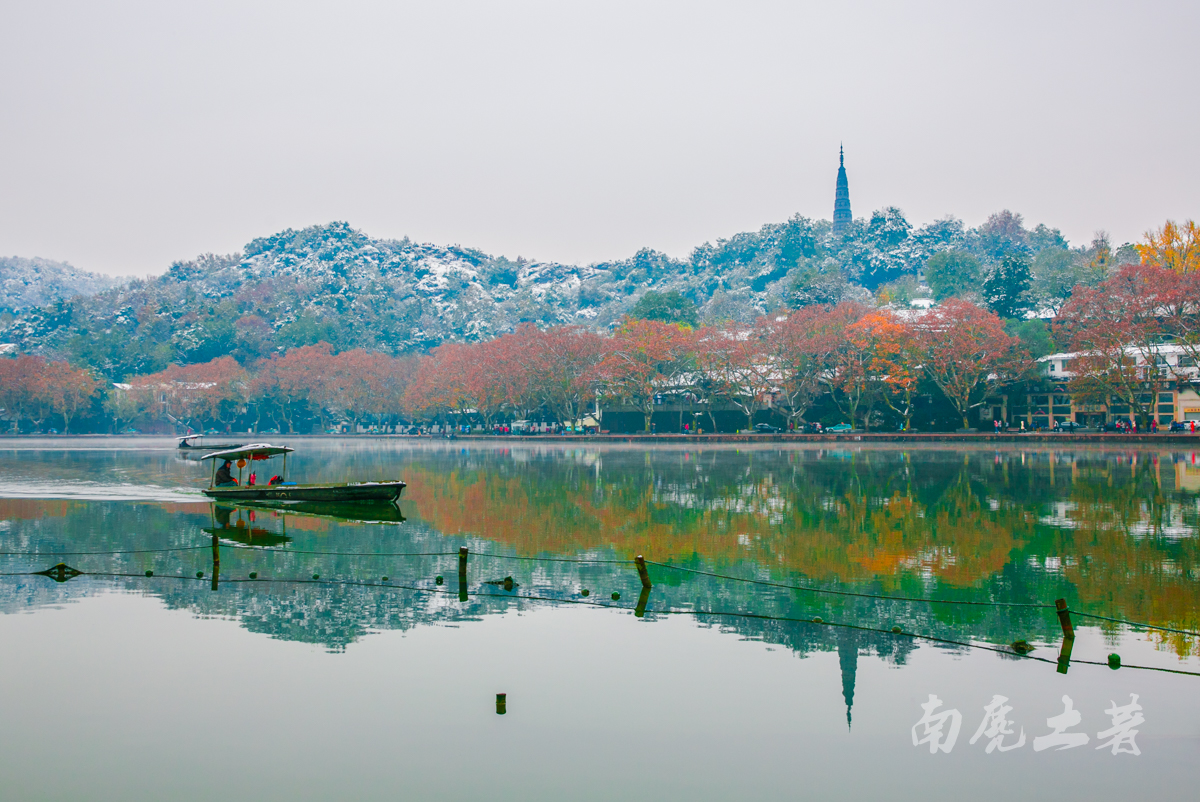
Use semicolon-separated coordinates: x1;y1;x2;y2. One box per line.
214;460;237;486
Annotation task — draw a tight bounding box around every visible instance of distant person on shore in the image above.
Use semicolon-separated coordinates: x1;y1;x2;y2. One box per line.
214;460;237;486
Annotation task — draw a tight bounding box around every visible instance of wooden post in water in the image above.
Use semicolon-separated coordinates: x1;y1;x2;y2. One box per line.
211;533;220;591
1055;598;1074;640
635;555;652;590
458;546;469;602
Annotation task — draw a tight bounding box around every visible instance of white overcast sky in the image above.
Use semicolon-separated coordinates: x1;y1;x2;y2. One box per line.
1;0;1197;277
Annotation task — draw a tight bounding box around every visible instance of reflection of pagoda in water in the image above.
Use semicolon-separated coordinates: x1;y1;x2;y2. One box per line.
838;629;857;730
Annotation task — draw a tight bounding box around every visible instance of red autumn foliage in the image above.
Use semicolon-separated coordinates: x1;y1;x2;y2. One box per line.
912;299;1026;430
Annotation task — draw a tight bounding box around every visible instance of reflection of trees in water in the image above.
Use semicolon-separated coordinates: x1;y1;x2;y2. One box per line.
0;447;1198;657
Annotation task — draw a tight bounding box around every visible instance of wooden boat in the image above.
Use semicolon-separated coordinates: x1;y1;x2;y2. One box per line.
178;434;248;451
201;444;406;504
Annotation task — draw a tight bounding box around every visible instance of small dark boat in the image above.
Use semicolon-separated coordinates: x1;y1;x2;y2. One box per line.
178;435;248;451
201;444;406;504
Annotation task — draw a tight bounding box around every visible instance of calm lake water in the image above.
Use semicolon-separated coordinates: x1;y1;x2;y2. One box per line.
1;438;1197;801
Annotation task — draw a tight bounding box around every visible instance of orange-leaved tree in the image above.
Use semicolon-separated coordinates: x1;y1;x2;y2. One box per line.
846;310;921;430
819;302;881;429
1137;219;1200;274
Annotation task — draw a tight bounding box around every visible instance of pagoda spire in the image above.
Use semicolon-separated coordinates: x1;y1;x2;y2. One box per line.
833;145;852;235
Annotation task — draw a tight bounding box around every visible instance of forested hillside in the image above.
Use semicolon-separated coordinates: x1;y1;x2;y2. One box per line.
0;256;118;313
1;210;1135;380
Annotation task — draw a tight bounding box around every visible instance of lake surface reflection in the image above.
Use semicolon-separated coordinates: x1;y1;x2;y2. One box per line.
1;438;1197;801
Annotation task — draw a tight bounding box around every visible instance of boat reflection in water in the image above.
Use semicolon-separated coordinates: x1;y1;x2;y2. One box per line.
207;499;407;546
206;505;293;547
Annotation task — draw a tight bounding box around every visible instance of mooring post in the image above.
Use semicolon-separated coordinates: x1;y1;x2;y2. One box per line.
211;533;220;591
635;555;652;590
496;693;506;715
634;586;651;618
1055;598;1074;640
458;546;469;602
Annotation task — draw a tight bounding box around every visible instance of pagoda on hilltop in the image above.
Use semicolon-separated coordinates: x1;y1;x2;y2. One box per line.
832;145;852;234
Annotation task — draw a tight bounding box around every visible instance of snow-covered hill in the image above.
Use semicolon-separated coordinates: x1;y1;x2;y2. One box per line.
0;256;118;312
2;209;1086;378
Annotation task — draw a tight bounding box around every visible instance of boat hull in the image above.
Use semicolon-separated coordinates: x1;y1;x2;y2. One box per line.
179;443;247;451
203;481;406;504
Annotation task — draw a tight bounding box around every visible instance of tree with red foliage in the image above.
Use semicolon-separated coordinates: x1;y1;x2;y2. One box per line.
695;322;775;431
131;357;249;431
819;302;888;429
0;355;38;431
764;305;841;428
594;318;695;431
0;355;100;433
913;299;1025;430
40;360;100;433
253;343;334;432
491;323;546;419
532;325;606;427
1056;263;1180;426
405;343;473;429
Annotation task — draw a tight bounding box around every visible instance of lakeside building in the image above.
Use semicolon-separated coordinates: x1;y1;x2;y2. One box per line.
985;345;1200;429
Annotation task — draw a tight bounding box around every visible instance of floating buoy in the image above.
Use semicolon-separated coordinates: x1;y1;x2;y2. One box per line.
312;574;320;580
812;616;823;624
503;576;514;591
145;570;153;577
435;575;444;585
1011;640;1033;654
249;572;257;579
382;576;389;582
581;589;590;597
611;591;620;601
496;693;507;715
1108;653;1121;670
891;626;902;634
196;571;204;579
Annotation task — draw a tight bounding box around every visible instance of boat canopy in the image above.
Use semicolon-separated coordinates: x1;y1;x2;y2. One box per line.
201;443;295;461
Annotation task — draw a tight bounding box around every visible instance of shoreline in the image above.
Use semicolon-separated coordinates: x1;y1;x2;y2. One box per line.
4;432;1200;445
